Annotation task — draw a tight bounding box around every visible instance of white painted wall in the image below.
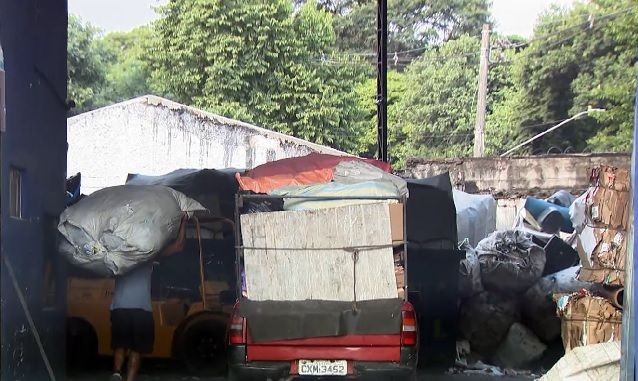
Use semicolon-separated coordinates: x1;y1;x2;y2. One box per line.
67;96;343;194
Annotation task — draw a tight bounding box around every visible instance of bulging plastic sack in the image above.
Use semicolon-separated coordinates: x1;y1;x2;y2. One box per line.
58;185;205;276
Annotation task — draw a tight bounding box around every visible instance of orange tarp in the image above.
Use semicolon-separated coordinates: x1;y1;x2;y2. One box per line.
236;153;391;194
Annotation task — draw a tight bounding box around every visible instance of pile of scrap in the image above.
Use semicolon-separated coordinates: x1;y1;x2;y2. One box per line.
457;229;551;369
455;164;629;374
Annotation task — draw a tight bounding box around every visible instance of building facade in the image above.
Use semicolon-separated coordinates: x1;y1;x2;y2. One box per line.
68;95;345;193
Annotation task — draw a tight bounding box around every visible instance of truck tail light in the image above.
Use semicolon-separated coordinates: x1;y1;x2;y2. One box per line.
401;302;417;346
229;313;246;345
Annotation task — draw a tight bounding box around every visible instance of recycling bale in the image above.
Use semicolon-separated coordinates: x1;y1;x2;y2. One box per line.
522;266;594;342
476;230;546;294
492;323;547;369
459;291;520;356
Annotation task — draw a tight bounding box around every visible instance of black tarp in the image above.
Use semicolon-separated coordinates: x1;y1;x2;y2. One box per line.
407;247;462;368
239;298;404;342
405;173;457;248
126;168;239;219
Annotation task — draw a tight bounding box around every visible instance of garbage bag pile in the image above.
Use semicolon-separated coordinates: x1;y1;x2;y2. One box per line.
58;185;205;276
455;164;629;372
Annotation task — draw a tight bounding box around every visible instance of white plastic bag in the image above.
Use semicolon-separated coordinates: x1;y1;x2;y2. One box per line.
58;185;205;276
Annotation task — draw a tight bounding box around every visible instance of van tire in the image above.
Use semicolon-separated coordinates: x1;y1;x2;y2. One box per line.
66;318;98;370
177;317;227;376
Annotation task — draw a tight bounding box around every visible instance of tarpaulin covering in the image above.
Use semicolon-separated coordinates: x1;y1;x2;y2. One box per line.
236;153;391;194
271;181;401;211
453;190;496;247
405;174;457;248
239;298;403;342
333;160;408;197
126;168;239;219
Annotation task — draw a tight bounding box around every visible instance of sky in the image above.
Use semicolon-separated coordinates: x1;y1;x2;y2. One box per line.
68;0;577;37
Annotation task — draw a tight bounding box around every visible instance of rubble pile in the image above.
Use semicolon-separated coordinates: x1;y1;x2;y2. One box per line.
456;164;629;373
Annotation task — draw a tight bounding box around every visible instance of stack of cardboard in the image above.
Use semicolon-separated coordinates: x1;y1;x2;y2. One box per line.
557;291;623;352
563;165;629;351
576;165;630;286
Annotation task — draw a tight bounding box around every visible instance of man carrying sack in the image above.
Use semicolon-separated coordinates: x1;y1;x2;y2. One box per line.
109;215;188;381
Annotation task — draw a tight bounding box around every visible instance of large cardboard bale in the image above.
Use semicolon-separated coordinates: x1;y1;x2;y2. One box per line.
557;292;622;352
585;165;630;230
459;291;520;356
576;226;627;286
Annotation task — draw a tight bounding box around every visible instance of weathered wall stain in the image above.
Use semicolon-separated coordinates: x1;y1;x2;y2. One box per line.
68;95;345;194
404;153;631;196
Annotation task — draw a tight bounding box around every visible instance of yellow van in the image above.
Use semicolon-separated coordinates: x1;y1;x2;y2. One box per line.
65;217;236;375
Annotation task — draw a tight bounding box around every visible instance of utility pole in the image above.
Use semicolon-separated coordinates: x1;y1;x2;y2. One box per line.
473;24;490;158
376;0;388;163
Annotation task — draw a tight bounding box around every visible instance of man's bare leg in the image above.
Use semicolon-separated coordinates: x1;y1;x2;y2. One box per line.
126;351;141;381
110;348;126;380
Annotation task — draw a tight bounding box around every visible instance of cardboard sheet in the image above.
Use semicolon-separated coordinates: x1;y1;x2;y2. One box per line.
587;186;630;230
576;226;626;286
540;342;620;381
241;202;398;302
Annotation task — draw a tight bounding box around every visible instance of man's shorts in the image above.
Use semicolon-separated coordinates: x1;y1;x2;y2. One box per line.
110;308;155;354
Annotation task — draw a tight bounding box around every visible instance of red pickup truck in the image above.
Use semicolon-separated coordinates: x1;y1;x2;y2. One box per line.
227;300;418;380
226;197;418;380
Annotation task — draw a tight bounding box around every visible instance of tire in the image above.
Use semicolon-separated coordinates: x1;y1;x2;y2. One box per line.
66;318;98;370
177;317;227;376
226;368;240;381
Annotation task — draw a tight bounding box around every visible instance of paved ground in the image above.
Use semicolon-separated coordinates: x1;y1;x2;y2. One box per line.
67;361;535;381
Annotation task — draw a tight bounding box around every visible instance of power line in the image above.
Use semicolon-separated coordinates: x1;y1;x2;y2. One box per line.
328;4;637;63
509;4;637;49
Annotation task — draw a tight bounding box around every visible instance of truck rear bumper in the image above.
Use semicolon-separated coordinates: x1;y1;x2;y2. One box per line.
228;345;417;380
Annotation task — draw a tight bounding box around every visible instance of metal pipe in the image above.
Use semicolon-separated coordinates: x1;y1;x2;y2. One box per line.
500;109;605;157
593;284;624;310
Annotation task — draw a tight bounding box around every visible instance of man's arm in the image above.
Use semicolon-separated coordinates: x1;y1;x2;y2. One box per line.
160;215;188;257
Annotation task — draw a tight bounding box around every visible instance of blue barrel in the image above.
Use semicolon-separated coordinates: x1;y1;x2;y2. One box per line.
524;197;574;233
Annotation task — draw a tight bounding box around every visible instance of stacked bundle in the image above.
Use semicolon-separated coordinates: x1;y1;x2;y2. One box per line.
563;165;629;351
556;291;623;352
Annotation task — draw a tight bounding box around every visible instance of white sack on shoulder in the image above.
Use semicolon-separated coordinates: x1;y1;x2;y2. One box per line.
58;185;205;276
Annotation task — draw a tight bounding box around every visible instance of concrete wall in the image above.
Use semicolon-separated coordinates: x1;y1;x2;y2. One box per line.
404;153;631;196
68;95;344;193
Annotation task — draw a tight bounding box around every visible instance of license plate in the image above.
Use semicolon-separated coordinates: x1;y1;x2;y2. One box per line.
298;360;347;376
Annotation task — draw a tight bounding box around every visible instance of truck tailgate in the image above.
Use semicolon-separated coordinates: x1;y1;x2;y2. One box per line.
246;334;401;362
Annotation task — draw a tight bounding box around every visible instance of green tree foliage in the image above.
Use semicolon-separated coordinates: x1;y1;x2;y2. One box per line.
150;0;366;151
317;0;490;53
508;0;637;154
68;17;155;114
67;15;107;114
393;35;480;160
95;27;155;105
354;71;409;161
